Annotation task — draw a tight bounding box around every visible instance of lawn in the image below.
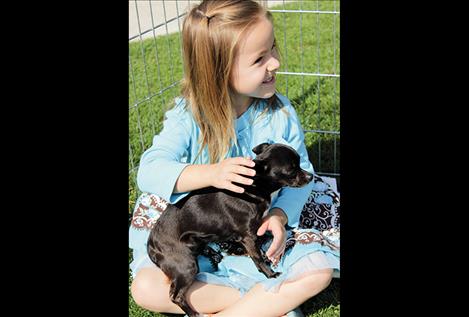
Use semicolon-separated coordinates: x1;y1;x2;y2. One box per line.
129;1;340;316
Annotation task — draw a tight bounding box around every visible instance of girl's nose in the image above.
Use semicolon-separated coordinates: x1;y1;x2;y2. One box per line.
267;56;280;73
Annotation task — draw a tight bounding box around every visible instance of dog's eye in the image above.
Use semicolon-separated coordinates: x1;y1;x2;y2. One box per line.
275;170;291;179
284;169;298;178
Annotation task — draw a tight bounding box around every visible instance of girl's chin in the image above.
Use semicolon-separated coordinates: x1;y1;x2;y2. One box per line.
246;87;276;100
258;90;276;99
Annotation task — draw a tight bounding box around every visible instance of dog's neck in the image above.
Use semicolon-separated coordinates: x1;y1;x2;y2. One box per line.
242;184;266;201
241;177;282;202
239;158;283;201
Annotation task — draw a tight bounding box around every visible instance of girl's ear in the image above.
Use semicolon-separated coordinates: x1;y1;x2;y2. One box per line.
252;142;270;155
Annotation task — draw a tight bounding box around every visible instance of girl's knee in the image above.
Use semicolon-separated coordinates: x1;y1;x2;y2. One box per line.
130;270;171;312
131;276;154;309
302;269;334;292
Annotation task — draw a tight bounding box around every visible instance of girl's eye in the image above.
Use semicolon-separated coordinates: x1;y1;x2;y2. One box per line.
254;43;276;65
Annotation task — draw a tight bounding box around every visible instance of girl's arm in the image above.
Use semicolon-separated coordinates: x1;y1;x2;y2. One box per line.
136;101;193;203
269;97;316;228
137;99;256;202
174;156;256;194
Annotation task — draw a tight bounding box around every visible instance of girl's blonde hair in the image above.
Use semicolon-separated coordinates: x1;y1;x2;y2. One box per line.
181;0;282;163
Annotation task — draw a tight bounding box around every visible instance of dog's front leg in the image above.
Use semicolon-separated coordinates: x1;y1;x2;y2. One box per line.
242;236;281;278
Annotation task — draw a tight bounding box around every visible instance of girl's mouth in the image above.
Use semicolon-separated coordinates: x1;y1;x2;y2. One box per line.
262;75;276;85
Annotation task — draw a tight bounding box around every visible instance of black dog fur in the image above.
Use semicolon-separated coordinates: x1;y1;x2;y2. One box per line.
147;143;313;317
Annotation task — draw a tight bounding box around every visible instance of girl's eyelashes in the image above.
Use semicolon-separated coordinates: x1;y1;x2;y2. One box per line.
254;43;277;65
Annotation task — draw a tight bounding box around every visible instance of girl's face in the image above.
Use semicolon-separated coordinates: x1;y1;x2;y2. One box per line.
230;17;280;111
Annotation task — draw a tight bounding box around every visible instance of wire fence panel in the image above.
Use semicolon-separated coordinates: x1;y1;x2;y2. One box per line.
129;0;340;208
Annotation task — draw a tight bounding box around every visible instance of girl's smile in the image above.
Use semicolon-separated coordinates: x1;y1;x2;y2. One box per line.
262;74;276;85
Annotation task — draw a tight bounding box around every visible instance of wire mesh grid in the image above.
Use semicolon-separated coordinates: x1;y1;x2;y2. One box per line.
129;0;340;205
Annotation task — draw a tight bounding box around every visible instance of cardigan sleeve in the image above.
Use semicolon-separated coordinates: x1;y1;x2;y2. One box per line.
136;98;192;203
270;95;316;228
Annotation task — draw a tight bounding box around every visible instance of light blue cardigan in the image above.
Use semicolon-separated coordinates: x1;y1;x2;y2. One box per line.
132;93;315;249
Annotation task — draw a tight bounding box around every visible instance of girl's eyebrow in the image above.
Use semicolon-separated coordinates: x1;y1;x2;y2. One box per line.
253;41;275;58
255;48;269;57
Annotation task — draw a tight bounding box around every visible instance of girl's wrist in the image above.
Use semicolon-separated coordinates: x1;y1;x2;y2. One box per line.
206;163;218;188
269;208;288;226
174;163;217;193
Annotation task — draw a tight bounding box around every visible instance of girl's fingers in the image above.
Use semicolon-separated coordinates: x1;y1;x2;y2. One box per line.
272;251;284;266
270;243;285;264
231;174;254;186
226;182;245;193
257;221;269;236
272;247;285;260
231;156;255;168
266;235;283;259
234;165;256;177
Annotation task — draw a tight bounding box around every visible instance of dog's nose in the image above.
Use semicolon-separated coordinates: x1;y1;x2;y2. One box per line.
304;172;313;182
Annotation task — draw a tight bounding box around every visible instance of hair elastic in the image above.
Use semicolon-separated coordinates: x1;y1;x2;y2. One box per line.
196;9;214;22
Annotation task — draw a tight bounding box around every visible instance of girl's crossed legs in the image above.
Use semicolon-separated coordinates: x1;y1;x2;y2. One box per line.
131;265;333;317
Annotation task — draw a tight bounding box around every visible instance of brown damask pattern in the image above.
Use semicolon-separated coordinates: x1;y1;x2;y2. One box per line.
131;193;168;230
293;230;339;251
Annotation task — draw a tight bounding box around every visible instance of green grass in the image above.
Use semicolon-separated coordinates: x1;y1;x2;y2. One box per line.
129;1;339;316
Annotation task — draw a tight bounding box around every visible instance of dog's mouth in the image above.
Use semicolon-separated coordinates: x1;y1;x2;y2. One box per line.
288;181;308;188
286;171;313;188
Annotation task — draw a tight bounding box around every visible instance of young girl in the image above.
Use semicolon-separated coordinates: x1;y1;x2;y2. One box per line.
129;1;340;316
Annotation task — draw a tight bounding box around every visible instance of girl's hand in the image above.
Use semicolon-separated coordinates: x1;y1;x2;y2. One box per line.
210;157;256;193
257;208;288;266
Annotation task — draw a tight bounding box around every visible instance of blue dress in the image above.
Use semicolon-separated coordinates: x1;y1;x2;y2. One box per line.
129;94;340;294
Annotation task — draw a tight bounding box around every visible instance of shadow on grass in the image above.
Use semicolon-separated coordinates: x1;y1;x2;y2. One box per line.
306;140;340;191
287;80;340;190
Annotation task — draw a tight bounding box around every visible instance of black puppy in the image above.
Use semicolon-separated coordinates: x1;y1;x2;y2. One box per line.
147;143;313;317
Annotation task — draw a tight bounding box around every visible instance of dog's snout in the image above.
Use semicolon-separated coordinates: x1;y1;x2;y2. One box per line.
287;170;314;188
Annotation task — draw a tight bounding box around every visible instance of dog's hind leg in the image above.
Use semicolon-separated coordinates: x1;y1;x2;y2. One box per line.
165;259;201;317
169;278;199;317
242;236;281;278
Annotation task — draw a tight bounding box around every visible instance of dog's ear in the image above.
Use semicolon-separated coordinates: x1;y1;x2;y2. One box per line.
253;159;268;173
252;143;270;155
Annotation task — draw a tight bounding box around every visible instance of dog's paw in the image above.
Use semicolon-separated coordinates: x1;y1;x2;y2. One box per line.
212;253;223;263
